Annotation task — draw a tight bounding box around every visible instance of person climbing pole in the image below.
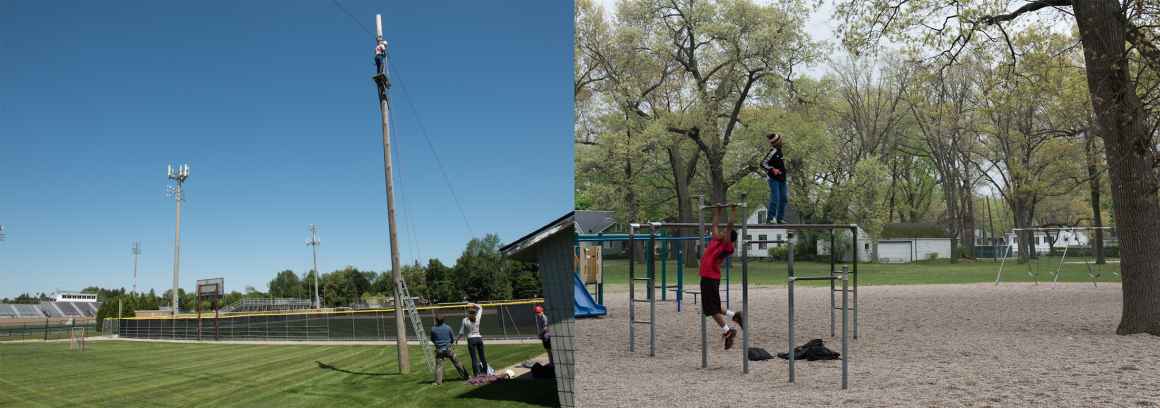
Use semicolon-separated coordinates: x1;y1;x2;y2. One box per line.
700;205;744;350
374;39;387;76
761;132;788;224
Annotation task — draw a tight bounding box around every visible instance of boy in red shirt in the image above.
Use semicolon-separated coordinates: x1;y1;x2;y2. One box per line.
700;205;745;349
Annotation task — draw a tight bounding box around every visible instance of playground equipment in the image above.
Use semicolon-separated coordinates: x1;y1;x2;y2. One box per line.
731;221;857;389
576;246;604;305
574;273;607;318
994;227;1117;286
621;194;860;389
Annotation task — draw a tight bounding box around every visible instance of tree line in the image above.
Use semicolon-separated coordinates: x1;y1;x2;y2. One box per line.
575;0;1158;335
0;234;541;328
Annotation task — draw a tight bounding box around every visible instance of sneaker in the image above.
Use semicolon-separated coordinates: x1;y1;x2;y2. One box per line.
723;328;737;350
732;312;744;329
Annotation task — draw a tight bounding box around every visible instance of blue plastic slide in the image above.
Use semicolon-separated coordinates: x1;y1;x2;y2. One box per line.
574;273;607;318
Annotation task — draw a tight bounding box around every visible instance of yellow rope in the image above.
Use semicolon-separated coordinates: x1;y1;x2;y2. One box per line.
113;298;545;321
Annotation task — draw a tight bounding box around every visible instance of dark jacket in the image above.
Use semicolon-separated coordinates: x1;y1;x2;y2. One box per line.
430;323;454;350
761;147;787;182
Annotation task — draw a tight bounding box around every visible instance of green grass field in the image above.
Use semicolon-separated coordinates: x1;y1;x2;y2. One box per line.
0;341;555;408
594;257;1122;289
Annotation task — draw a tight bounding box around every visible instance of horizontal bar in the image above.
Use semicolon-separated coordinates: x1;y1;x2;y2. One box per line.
790;275;840;281
632;278;652;281
744;240;789;244
576;236;706;242
631;320;652;324
746;223;859;230
1011;227;1114;231
699;203;746;210
632;299;652;303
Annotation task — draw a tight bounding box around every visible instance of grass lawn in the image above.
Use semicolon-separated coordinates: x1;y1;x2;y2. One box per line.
0;341;555;408
593;257;1122;290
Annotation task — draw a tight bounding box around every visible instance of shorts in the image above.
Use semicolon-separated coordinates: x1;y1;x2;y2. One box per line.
700;277;723;316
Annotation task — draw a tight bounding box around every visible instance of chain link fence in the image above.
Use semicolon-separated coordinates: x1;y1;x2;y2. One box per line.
106;300;543;342
0;321;98;341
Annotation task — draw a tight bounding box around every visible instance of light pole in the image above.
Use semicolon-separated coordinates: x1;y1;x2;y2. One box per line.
167;163;189;319
306;225;321;309
132;241;140;294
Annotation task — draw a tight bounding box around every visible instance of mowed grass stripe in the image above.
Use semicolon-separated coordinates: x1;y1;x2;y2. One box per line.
0;342;240;405
76;343;296;404
202;346;382;407
0;342;553;408
93;345;337;407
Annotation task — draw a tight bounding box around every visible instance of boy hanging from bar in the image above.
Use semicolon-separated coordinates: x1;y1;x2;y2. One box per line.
700;204;745;349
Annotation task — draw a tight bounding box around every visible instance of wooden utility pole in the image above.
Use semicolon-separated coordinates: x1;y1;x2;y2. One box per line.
372;14;409;374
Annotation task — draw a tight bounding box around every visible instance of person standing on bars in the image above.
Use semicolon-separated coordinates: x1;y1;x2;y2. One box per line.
457;302;488;377
761;132;789;224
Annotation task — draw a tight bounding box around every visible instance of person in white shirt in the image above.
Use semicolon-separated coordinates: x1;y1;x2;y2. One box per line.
374;40;387;75
456;302;488;376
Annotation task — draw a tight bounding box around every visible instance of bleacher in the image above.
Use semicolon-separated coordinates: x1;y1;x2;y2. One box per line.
220;298;313;313
0;302;102;318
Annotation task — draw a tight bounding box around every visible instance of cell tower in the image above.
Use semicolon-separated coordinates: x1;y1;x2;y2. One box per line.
306;225;321;309
0;225;6;242
167;163;190;318
131;241;141;294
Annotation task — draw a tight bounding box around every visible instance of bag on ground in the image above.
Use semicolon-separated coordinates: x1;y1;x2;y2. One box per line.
748;347;775;361
776;338;841;361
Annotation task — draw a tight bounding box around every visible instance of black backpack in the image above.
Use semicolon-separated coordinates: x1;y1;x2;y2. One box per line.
777;339;841;361
748;347;775;361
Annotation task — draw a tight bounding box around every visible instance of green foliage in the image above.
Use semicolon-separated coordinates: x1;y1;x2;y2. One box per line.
268;270;305;298
767;246;788;261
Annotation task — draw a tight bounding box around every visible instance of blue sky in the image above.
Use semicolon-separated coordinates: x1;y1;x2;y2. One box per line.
0;1;574;298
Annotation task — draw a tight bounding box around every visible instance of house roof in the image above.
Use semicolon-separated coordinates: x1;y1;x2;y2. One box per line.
574;210;616;234
881;223;952;239
500;211;576;261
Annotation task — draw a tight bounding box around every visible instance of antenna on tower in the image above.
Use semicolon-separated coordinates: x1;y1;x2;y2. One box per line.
0;225;6;242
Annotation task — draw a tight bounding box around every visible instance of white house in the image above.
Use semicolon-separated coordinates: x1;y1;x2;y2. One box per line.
997;228;1116;256
875;223;954;263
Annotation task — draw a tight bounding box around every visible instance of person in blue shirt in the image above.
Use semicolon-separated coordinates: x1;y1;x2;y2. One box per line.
430;314;468;385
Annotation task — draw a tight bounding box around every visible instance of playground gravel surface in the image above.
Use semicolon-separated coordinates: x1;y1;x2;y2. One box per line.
576;283;1160;407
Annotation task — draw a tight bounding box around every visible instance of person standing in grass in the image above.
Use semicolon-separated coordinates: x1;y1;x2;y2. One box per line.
700;205;744;350
761;132;789;223
430;314;468;385
457;302;488;376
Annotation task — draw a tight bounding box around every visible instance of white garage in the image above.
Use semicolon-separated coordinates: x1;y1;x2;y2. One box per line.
878;240;915;263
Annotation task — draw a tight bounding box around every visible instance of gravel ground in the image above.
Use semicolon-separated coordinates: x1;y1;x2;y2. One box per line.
576;283;1160;407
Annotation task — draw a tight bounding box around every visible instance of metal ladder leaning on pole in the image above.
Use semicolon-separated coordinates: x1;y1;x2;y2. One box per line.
399;279;435;373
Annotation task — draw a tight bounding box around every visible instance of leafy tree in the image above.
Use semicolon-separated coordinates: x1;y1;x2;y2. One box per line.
268;269;304;298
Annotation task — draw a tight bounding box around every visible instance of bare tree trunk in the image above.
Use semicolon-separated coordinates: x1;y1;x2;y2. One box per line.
1085;131;1106;264
1074;0;1160;336
668;143;699;267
